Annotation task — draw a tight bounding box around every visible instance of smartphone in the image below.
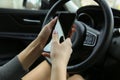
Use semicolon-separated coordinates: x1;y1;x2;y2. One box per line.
43;13;76;53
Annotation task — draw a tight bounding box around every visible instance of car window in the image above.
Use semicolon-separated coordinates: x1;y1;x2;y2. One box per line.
0;0;24;9
0;0;50;10
0;0;120;10
72;0;120;10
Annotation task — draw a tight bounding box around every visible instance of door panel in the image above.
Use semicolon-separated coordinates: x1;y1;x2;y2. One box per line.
0;8;47;66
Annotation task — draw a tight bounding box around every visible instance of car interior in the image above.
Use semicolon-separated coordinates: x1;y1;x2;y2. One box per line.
0;0;120;80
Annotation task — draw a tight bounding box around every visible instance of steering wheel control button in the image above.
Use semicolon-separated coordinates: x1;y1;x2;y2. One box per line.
83;31;97;47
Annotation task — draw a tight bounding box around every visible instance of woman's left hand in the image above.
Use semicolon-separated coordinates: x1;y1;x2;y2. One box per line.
36;17;57;49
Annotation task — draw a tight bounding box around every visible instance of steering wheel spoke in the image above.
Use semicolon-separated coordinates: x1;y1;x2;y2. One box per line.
83;30;98;47
83;24;100;47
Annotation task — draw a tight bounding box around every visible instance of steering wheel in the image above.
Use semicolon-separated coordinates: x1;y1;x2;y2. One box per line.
42;0;114;73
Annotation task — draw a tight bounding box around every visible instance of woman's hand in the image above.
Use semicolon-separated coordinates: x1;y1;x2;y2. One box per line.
36;17;58;49
51;30;72;67
42;30;73;66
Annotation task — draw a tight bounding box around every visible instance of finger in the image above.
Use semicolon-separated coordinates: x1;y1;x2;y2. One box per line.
37;17;58;40
72;24;76;32
68;24;76;38
45;17;58;30
52;30;59;43
42;52;50;58
40;17;58;34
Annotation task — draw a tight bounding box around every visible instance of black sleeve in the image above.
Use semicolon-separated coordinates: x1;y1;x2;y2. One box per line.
0;56;28;80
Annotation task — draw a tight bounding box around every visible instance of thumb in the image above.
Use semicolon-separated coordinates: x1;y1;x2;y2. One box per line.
52;30;59;43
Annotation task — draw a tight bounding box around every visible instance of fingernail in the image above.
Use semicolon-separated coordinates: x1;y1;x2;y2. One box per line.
53;16;58;21
53;30;58;34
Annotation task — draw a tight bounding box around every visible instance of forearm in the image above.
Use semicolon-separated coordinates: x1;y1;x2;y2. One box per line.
0;57;27;80
18;37;44;70
51;63;67;80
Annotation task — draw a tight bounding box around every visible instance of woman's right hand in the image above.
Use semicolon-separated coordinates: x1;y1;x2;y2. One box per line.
50;30;72;67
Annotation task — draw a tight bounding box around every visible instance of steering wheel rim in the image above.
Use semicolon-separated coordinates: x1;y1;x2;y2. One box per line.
42;0;114;73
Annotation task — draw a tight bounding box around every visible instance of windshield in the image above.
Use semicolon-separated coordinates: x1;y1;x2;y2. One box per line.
72;0;120;10
0;0;120;10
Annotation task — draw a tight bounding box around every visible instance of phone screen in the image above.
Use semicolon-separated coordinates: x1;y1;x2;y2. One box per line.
43;13;76;52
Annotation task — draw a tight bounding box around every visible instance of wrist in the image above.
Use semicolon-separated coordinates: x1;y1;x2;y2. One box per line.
52;63;67;73
51;62;67;80
52;61;67;68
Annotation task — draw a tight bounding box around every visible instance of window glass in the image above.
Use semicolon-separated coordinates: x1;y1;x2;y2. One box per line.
72;0;120;10
0;0;49;10
0;0;120;10
0;0;24;9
